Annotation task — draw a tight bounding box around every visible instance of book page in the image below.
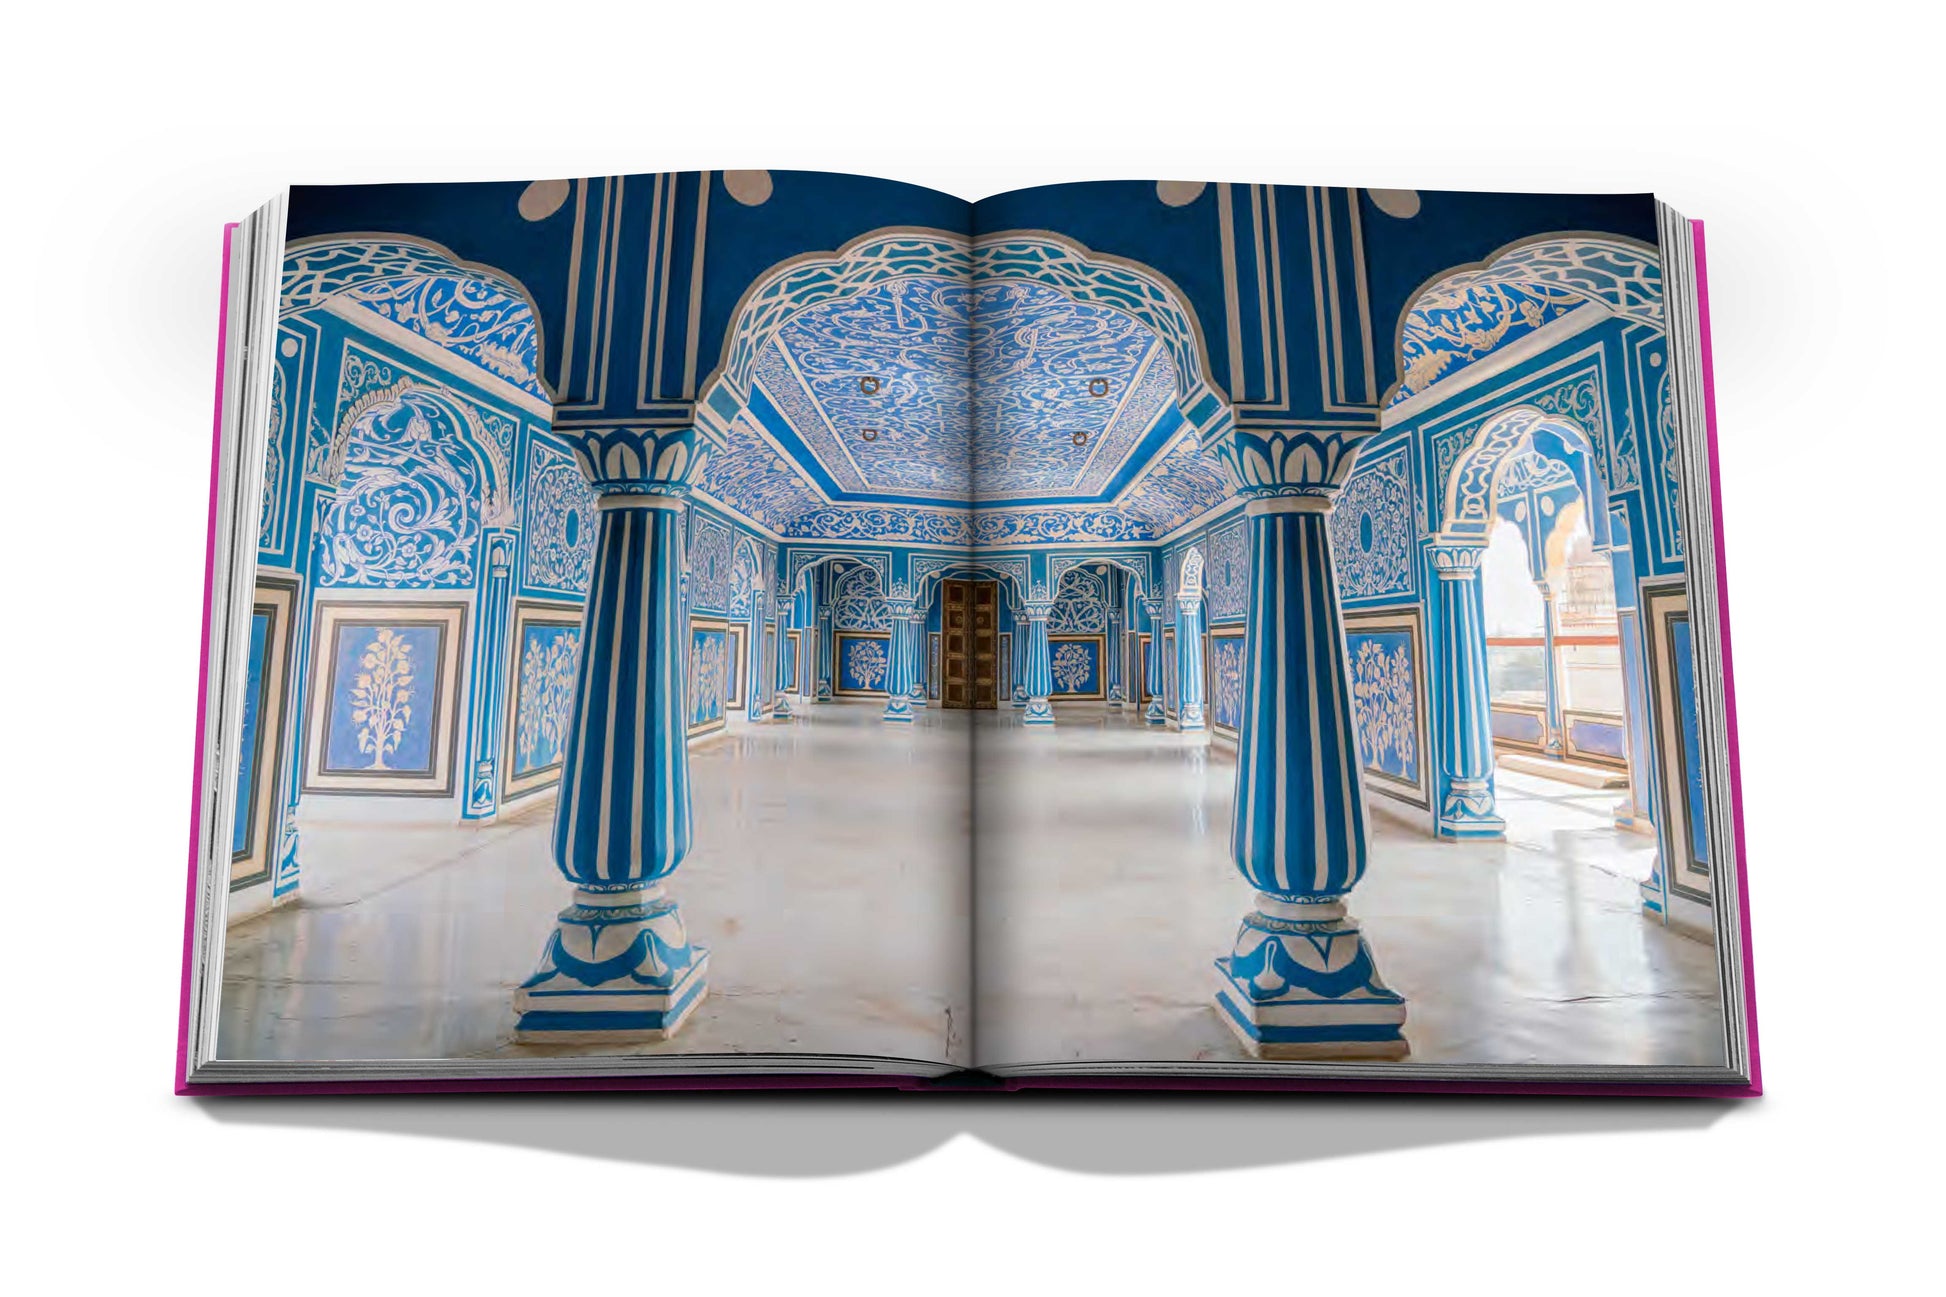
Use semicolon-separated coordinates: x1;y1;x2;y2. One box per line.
964;181;1747;1081
187;171;983;1085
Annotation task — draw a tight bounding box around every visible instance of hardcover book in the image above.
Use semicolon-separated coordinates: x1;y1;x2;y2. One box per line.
177;171;1759;1094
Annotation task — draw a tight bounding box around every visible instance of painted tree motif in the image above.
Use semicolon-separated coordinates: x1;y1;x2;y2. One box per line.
350;628;414;769
1212;638;1244;726
846;638;888;690
691;635;727;724
1350;639;1417;775
1052;641;1093;693
516;629;580;771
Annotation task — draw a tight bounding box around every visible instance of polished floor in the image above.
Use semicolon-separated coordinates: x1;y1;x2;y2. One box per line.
977;708;1725;1069
219;701;1725;1070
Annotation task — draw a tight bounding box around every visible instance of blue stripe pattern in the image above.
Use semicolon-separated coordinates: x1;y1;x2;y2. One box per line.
1175;595;1206;731
1430;546;1505;836
1229;505;1368;900
1021;610;1054;724
551;500;692;888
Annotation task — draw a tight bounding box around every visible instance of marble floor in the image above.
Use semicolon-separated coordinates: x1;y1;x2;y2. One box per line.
218;704;974;1067
219;701;1726;1071
978;707;1725;1069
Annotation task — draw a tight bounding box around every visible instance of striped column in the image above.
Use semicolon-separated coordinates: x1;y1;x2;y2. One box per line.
514;426;709;1042
1430;544;1506;837
1021;604;1055;726
883;599;916;723
1142;598;1166;724
1175;592;1207;732
1214;491;1406;1059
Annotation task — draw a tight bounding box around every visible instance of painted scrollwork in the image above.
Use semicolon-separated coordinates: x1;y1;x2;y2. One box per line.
317;386;485;588
833;565;891;631
1047;568;1109;634
1330;450;1416;601
523;440;597;594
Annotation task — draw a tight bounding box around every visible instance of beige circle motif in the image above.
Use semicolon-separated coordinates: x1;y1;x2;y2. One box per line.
723;170;774;206
1367;188;1421;219
518;179;571;222
1155;180;1207;208
279;337;299;358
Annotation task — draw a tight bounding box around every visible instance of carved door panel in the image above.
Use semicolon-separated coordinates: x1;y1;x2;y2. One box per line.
942;580;1000;710
971;581;997;708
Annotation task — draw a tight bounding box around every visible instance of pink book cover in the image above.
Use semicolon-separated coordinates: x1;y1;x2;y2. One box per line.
179;210;1759;1099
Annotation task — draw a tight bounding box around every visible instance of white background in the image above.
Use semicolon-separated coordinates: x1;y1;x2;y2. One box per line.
1;2;1933;1290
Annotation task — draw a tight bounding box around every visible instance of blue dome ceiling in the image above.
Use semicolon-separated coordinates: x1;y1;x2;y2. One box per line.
747;278;1185;508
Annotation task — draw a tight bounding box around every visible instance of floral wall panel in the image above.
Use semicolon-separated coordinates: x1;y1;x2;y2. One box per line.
687;619;731;736
1208;629;1245;736
502;601;583;801
1344;610;1431;811
1049;635;1104;700
303;602;467;797
835;632;892;696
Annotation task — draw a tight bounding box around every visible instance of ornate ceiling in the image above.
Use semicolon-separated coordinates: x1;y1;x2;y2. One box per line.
286;239;1234;545
748;277;1184;507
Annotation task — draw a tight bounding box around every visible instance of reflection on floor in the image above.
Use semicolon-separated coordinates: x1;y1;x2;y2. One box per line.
218;705;973;1066
220;702;1724;1070
977;708;1723;1067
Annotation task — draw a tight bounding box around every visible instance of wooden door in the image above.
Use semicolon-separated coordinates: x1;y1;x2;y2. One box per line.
942;579;999;709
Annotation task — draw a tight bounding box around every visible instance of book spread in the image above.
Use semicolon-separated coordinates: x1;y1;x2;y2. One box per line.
177;172;1759;1093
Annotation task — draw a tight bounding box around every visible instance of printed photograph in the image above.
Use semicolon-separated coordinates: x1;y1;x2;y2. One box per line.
209;173;1733;1076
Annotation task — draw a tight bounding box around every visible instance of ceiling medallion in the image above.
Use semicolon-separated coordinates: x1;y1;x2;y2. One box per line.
1088;378;1110;398
859;375;881;395
1071;431;1088;446
861;428;879;442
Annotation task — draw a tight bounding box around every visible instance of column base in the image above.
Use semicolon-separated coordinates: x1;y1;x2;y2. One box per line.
1022;698;1054;726
514;886;709;1043
815;685;833;702
1144;700;1166;725
1177;703;1206;733
1437;777;1506;839
882;696;915;723
1011;688;1027;710
1211;896;1408;1061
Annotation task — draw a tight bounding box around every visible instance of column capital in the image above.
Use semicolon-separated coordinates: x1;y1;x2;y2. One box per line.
1218;419;1378;500
886;598;918;620
556;422;706;497
1023;601;1054;619
1428;542;1487;577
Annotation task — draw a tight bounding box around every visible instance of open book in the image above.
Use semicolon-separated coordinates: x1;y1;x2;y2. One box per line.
178;172;1759;1094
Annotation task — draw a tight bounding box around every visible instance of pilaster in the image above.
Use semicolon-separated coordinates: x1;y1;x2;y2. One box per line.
1429;543;1507;839
1020;602;1054;727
